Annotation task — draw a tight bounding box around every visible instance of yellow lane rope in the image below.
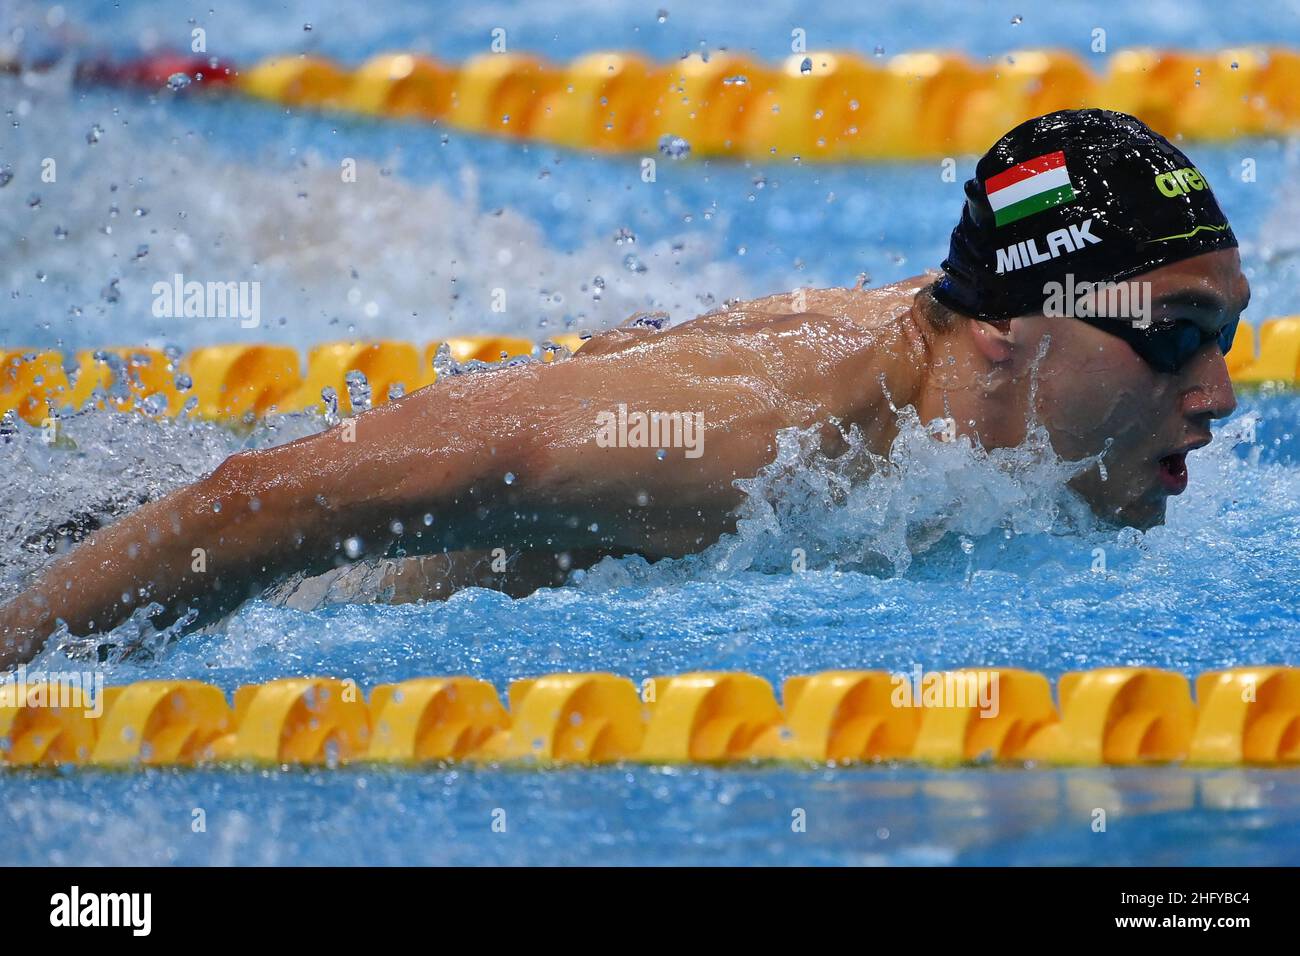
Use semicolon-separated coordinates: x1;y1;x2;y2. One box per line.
2;667;1297;767
233;47;1300;159
1;320;1295;424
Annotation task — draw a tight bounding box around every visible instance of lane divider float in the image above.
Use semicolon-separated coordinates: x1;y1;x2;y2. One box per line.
2;667;1298;768
62;47;1300;159
2;319;1296;425
0;334;565;424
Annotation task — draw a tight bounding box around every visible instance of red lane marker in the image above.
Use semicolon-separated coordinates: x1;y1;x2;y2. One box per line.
75;52;237;89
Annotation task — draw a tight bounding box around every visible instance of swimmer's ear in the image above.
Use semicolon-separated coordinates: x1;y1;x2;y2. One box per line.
967;318;1015;365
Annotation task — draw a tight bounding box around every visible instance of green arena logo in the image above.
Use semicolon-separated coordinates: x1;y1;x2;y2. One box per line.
1155;166;1209;198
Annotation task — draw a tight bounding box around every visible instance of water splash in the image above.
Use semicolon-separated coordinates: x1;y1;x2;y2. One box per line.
43;600;199;666
0;74;752;351
0;408;325;596
580;405;1101;590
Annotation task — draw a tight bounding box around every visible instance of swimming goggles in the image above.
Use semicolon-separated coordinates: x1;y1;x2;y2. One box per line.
1073;314;1239;375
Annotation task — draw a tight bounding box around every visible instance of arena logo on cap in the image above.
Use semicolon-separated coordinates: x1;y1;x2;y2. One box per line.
985;150;1077;227
1154;166;1208;198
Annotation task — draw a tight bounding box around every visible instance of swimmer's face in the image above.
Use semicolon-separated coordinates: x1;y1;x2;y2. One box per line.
1024;248;1248;528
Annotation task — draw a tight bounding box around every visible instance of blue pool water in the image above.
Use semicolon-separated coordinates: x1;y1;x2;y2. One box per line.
3;0;1300;865
7;766;1300;865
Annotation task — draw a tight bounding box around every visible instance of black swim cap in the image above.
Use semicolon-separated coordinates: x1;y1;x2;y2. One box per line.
933;109;1238;321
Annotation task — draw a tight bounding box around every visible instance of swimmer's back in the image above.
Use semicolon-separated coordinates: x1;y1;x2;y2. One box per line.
574;275;934;449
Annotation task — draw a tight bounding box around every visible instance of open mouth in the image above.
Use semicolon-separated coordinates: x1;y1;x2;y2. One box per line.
1157;452;1189;494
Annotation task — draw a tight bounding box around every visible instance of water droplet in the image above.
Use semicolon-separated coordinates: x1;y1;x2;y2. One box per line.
0;167;12;188
345;370;371;412
1010;14;1023;25
141;392;168;415
657;9;668;22
166;72;191;91
657;134;691;158
623;253;647;273
656;449;667;461
321;386;340;426
344;536;363;559
504;471;516;485
86;124;102;145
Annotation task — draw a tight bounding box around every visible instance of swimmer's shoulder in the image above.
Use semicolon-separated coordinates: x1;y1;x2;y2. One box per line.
682;273;936;330
671;278;930;425
578;275;936;352
571;276;934;407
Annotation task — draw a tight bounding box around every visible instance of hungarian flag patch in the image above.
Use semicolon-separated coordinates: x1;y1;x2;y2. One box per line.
985;151;1077;227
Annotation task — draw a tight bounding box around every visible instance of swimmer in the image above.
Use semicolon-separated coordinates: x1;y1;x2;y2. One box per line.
0;109;1249;669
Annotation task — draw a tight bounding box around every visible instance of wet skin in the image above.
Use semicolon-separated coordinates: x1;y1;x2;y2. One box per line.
0;249;1248;668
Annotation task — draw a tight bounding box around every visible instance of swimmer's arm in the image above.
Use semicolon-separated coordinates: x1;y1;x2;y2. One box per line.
0;328;836;669
0;369;548;669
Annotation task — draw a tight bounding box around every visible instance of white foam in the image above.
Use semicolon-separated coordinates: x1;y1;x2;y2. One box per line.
0;73;752;350
578;405;1102;590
